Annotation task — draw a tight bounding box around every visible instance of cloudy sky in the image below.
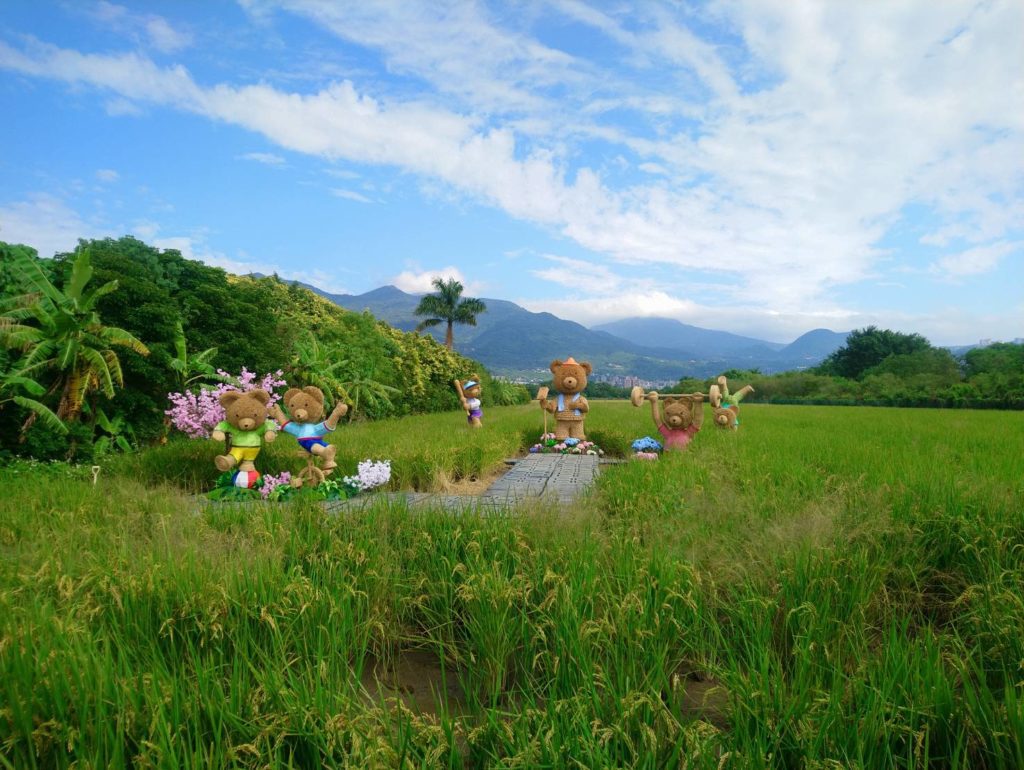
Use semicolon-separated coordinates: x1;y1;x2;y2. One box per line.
1;1;1021;344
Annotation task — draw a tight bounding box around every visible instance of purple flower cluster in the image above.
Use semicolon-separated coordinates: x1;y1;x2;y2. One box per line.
342;459;391;492
528;435;602;455
259;471;292;498
166;368;287;438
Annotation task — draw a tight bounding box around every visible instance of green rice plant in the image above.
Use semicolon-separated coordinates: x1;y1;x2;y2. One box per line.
1;402;1022;767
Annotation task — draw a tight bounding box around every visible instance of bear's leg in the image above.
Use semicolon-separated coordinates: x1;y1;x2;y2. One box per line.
554;421;569;441
215;454;237;472
471;416;482;428
314;443;338;470
569;421;586;440
238;460;257;472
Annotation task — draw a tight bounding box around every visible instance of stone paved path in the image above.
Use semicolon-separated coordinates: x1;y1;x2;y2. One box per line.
323;453;601;514
480;454;600;504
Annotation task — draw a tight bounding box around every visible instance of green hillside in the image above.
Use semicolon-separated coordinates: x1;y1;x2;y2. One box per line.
0;238;525;462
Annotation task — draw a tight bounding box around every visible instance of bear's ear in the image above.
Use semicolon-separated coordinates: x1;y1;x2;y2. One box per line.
549;359;563;373
302;386;325;403
248;389;270;405
219;391;242;408
580;361;592;375
664;396;678;406
470;373;480;381
284;388;302;405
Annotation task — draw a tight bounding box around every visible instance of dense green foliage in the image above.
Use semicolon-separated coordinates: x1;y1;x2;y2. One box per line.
818;325;931;379
1;403;1021;767
675;332;1024;409
1;238;509;461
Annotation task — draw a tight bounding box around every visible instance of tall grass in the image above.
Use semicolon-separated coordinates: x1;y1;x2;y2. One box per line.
1;403;1021;767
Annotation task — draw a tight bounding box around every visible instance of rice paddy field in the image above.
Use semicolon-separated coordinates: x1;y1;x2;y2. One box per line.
1;402;1022;769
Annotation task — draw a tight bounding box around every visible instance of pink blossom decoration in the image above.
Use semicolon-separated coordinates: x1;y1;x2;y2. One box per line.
166;367;287;438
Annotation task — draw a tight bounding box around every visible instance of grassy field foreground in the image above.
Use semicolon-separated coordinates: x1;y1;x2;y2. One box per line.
1;404;1022;768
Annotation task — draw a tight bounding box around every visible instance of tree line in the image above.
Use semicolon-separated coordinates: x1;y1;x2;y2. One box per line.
0;237;527;462
675;327;1024;409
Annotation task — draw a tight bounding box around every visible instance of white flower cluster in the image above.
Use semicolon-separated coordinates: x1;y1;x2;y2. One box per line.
343;459;391;492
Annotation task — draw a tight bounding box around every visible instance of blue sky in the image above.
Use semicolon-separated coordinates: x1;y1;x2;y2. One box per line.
1;1;1021;345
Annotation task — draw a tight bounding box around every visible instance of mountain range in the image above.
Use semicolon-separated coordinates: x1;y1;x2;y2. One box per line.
306;284;850;382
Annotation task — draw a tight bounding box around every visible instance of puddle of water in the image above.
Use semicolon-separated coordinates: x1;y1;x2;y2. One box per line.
673;675;730;730
360;649;468;717
358;649;729;733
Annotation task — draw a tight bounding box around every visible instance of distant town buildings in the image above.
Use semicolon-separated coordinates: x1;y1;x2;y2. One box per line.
592;374;676;389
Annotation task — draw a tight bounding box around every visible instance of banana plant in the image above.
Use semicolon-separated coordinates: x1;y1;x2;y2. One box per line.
168;320;219;389
90;406;136;456
0;372;67;435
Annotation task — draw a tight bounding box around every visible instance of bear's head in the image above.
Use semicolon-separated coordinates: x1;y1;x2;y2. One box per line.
663;395;699;430
460;374;482;400
713;405;738;428
550;357;592;395
219;389;271;432
283;386;327;424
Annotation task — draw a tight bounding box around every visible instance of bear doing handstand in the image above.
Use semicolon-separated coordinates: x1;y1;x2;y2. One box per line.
710;375;754;430
271;386;348;471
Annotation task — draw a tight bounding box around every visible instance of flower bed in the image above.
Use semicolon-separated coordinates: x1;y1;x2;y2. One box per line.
528;433;604;456
207;459;391;502
631;436;663;460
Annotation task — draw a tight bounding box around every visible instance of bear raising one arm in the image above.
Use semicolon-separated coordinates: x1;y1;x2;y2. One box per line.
211;389;278;472
271;386;347;471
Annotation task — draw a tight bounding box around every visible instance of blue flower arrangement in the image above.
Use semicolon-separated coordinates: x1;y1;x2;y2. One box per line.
631;436;663;453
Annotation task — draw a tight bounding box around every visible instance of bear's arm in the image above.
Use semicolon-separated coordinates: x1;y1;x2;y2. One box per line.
260;419;278;443
650;398;665;429
324;402;348;431
575;396;589;413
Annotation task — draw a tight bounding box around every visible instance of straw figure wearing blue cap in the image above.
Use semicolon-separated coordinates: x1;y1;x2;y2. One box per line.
454;374;484;427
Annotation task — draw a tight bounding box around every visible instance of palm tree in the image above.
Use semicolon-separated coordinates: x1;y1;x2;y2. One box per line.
0;246;149;424
413;277;486;350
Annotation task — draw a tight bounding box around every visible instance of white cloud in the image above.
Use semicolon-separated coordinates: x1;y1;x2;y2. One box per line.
929;240;1021;279
96;168;120;183
0;194;102;257
1;1;1021;337
91;2;192;53
144;16;192;54
330;188;372;203
152;235;349;294
132;219;160;240
238;151;286;166
324;168;360;180
391;267;485;295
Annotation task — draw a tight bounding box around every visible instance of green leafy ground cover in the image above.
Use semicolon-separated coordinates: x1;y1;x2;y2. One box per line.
1;403;1022;768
